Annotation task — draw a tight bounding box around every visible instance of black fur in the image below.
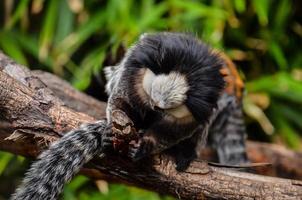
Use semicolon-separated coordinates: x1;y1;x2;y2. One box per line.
114;33;227;168
125;32;225;123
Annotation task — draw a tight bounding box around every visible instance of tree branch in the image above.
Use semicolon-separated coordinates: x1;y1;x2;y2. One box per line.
0;52;302;199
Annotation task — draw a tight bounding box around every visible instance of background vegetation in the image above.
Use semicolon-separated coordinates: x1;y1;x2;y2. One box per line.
0;0;301;199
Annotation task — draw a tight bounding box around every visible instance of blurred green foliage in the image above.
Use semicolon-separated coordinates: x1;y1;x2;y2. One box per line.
63;176;173;200
0;0;301;199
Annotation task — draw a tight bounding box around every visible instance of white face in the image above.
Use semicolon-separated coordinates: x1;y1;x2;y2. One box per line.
142;69;189;110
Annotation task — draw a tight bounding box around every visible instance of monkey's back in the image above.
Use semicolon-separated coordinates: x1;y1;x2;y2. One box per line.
219;52;244;100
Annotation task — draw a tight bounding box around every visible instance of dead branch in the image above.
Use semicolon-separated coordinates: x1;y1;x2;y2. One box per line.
30;56;302;181
0;52;302;199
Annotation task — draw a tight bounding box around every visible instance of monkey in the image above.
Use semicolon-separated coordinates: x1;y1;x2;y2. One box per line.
11;32;248;200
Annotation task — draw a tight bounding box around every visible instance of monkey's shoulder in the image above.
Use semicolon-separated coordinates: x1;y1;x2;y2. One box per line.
218;52;244;100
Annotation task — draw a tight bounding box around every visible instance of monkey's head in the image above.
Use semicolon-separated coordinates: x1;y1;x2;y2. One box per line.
142;69;188;110
125;32;225;123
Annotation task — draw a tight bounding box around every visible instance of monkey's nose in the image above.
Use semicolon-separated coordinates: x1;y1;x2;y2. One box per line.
150;101;162;111
153;106;162;111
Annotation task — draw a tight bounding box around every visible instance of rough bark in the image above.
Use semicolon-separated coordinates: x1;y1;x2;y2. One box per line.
0;52;302;199
31;66;302;181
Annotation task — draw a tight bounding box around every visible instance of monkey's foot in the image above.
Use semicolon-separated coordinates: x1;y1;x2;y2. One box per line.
166;143;197;171
128;137;154;161
174;152;196;171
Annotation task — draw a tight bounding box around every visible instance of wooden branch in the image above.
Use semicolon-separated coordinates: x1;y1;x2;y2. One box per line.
1;52;302;199
31;70;107;119
30;57;302;181
246;142;302;180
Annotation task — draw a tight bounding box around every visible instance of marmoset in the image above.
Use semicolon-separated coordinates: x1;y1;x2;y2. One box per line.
11;32;248;200
104;32;248;169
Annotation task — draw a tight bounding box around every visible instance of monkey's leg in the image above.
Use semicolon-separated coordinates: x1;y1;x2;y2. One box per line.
164;124;209;171
209;97;248;165
128;122;197;162
166;137;198;171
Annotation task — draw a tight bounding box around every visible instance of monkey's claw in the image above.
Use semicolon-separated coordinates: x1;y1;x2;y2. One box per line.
101;125;114;152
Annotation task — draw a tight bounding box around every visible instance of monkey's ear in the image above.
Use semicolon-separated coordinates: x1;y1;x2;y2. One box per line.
139;33;151;40
103;66;117;81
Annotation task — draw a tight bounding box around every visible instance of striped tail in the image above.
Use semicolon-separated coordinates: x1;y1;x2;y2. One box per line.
11;120;107;200
209;95;248;165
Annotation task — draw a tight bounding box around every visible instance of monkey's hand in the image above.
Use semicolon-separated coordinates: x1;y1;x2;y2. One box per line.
128;136;155;161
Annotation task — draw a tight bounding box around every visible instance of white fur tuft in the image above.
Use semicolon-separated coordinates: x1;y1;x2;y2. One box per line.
142;69;189;110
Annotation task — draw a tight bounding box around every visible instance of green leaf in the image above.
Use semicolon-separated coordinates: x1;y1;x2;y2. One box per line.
39;0;60;60
55;11;106;65
246;72;302;104
71;46;106;90
138;1;168;30
0;31;28;65
277;103;302;131
67;176;89;191
0;152;14;175
273;0;292;31
234;0;246;13
269;41;287;70
169;0;227;19
54;0;74;44
4;0;30;30
252;0;270;26
277;116;301;149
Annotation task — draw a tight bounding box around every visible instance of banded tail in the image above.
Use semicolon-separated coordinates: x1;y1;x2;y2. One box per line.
209;94;248;165
11;120;107;200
